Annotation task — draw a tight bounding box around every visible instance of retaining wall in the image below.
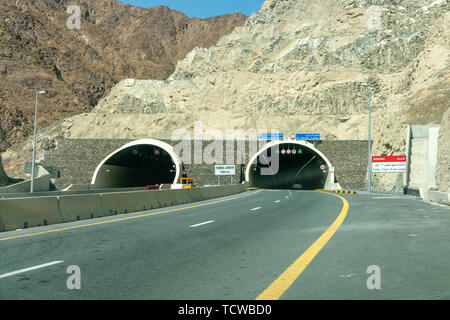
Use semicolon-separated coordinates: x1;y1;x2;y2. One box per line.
41;138;369;190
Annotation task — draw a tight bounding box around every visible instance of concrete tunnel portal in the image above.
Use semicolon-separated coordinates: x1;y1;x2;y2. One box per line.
91;139;335;190
91;139;183;189
245;141;335;190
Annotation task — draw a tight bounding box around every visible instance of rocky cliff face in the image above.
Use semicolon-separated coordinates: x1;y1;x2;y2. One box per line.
0;155;8;187
0;0;247;152
436;107;450;192
4;0;450;192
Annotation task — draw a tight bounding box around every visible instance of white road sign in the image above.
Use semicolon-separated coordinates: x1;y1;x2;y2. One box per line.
215;165;236;176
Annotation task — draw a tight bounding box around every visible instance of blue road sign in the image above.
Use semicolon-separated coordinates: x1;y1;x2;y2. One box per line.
260;133;284;140
296;133;321;140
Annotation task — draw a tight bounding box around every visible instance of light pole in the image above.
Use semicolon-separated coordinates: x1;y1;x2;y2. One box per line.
361;82;372;192
31;90;46;193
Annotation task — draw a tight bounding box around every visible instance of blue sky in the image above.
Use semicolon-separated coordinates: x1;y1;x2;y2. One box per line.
119;0;266;18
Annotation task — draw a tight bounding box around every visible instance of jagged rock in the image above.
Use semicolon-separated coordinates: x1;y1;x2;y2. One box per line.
4;0;450;192
436;108;450;192
0;154;8;187
0;0;247;152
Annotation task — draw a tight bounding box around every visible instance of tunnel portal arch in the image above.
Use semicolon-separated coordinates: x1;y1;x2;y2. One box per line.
91;139;183;188
245;140;335;189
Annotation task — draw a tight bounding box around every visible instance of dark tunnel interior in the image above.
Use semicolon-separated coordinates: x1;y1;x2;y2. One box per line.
249;144;328;190
93;145;178;188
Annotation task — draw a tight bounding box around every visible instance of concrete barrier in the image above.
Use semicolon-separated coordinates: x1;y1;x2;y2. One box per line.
99;192;140;215
423;190;450;203
59;194;108;222
1;186;147;199
0;196;63;232
0;183;250;233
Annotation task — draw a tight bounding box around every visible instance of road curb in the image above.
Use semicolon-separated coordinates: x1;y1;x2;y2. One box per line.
316;189;357;194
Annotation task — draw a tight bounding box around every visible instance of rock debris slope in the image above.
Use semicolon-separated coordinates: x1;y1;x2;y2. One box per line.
0;0;246;151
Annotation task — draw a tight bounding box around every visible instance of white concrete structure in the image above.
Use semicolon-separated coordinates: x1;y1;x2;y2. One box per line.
91;139;183;186
406;125;441;192
245;140;340;190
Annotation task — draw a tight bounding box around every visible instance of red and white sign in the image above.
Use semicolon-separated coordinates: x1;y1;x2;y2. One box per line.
372;156;406;163
372;156;406;173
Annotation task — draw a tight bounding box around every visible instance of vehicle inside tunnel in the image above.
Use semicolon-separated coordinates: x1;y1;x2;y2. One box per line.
248;143;329;190
92;142;181;189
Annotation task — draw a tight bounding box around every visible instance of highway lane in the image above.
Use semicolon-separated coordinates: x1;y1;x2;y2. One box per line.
1;189;449;300
0;189;346;299
281;193;450;300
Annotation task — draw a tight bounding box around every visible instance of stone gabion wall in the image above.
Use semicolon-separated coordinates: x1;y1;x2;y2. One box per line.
41;138;370;190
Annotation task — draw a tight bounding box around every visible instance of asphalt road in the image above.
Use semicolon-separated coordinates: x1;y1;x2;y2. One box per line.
0;189;449;300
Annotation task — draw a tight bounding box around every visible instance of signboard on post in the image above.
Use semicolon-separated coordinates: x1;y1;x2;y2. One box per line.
296;133;321;140
215;165;236;176
372;156;406;173
259;133;284;140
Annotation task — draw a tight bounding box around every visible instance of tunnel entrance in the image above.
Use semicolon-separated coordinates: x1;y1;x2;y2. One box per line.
91;139;182;189
246;142;333;190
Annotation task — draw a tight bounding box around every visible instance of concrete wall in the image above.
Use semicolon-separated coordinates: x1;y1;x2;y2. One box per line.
0;184;249;232
93;164;145;189
41;138;369;190
0;166;51;194
407;125;441;191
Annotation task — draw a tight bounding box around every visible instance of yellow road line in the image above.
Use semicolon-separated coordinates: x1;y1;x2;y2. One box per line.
0;190;263;242
256;191;349;300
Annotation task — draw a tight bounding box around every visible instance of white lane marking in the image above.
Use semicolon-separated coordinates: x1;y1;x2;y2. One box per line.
190;221;215;228
285;196;289;199
251;207;262;211
0;261;64;279
275;200;281;203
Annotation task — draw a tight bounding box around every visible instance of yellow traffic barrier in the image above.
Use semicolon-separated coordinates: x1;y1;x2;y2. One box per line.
316;189;357;194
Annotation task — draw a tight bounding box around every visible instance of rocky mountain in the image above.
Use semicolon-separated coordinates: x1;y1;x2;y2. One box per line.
437;107;449;192
3;0;449;192
0;155;7;187
0;0;247;152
